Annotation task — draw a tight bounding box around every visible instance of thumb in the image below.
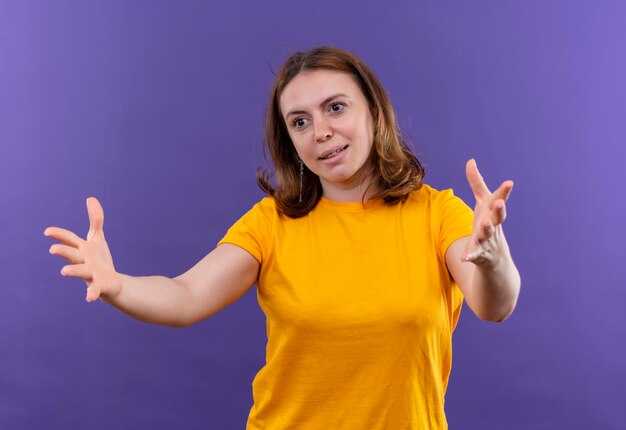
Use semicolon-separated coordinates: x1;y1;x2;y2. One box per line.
86;197;104;240
86;283;101;302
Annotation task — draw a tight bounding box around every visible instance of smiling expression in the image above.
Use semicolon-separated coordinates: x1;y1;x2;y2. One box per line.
279;69;376;200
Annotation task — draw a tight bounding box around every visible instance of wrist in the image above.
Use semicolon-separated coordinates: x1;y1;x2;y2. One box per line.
99;271;124;304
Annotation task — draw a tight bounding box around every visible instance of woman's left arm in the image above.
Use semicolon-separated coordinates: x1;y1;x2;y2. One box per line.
445;159;521;322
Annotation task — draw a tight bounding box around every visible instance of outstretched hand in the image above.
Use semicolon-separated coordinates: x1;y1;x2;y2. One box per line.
44;197;122;302
462;159;514;264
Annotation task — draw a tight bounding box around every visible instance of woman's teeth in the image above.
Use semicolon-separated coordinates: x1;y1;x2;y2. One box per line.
321;146;347;160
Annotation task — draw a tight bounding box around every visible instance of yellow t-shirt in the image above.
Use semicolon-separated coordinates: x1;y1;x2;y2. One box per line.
218;184;473;429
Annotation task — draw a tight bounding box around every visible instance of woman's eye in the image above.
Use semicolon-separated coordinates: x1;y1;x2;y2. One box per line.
330;102;344;112
292;118;307;128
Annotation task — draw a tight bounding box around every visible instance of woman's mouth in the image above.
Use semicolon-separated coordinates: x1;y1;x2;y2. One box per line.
319;145;349;160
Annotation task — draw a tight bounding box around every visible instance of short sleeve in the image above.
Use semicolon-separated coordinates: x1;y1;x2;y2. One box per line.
217;197;276;265
433;188;474;262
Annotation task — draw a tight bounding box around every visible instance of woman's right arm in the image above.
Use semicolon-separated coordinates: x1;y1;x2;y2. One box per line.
45;197;259;328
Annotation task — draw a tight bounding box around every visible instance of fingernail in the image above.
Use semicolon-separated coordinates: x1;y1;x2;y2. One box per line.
49;247;55;254
60;268;65;276
44;230;49;237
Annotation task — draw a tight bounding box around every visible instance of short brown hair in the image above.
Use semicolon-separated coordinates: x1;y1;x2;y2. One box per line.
257;46;425;218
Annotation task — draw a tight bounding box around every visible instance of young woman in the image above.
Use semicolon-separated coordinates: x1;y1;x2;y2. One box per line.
45;46;520;429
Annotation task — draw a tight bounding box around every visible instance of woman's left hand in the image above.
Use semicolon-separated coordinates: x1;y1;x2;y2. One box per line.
462;159;514;265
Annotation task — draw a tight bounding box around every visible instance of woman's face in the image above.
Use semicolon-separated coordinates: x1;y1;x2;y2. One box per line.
279;69;375;197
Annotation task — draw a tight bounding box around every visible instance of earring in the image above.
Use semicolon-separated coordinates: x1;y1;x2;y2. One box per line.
299;159;304;203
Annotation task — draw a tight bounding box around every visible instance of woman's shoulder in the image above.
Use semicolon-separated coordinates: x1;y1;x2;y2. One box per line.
408;183;452;200
407;184;469;209
245;196;278;219
256;195;277;209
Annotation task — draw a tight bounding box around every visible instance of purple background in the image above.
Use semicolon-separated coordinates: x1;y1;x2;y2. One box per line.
2;1;625;428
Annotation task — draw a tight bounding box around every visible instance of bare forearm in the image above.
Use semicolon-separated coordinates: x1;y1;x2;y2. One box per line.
101;274;194;328
471;252;520;321
467;225;521;322
454;159;521;322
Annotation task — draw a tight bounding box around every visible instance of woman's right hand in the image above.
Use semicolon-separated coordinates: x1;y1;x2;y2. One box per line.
44;197;122;302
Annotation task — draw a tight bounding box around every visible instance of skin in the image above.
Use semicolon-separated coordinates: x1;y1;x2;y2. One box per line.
45;199;259;327
44;70;520;325
446;159;520;322
280;69;377;202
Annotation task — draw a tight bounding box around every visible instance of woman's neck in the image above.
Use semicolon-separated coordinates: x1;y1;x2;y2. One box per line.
320;175;380;202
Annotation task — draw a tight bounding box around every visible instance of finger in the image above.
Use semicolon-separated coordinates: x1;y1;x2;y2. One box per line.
60;263;92;280
492;180;514;202
86;284;101;302
461;236;486;262
465;159;491;201
86;197;104;241
464;247;489;264
461;240;478;262
475;219;495;243
490;199;507;225
44;227;84;248
464;249;481;263
463;227;492;263
49;244;84;264
461;218;491;261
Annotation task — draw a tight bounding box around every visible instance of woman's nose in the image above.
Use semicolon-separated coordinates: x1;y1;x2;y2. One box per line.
314;117;333;142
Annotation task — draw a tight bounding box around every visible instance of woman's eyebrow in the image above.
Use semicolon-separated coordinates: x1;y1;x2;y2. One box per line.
319;93;348;108
285;93;349;118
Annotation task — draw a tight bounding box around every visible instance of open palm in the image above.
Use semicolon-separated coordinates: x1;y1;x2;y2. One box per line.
45;197;122;302
462;159;514;264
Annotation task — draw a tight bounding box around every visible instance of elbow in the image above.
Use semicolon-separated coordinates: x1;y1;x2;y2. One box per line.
164;315;197;328
168;321;191;329
476;313;504;323
169;311;215;328
130;315;193;329
477;311;510;323
173;315;205;328
484;313;511;323
476;302;517;323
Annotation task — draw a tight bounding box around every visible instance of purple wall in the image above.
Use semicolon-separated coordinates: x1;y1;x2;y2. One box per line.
2;1;625;428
